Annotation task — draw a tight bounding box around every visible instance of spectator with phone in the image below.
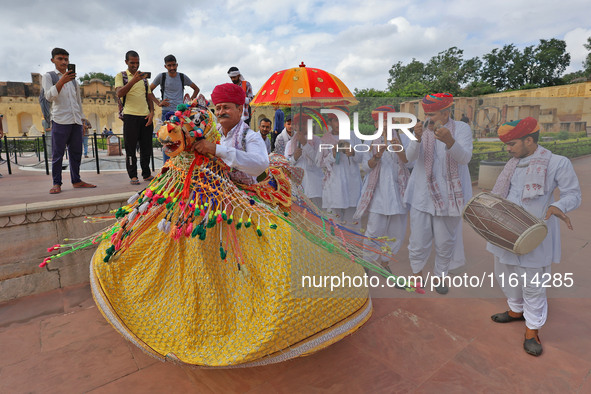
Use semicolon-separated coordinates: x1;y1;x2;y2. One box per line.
150;54;200;162
115;50;156;185
42;48;96;194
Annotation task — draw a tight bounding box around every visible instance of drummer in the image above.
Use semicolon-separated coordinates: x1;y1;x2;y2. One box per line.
488;117;581;356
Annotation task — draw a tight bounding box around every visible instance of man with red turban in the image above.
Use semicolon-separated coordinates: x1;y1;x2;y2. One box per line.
403;93;473;294
193;83;269;183
488;117;581;356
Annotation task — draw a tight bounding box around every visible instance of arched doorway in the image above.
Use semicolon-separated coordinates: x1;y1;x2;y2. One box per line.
17;112;33;135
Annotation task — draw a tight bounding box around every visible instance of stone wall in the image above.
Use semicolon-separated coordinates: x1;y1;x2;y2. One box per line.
0;193;130;303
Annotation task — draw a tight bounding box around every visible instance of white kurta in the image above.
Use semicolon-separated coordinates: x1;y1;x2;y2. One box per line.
403;119;473;215
216;122;270;181
486;152;581;268
285;136;323;199
274;128;292;156
317;133;362;210
488;150;580;329
359;136;411;260
403;119;473;277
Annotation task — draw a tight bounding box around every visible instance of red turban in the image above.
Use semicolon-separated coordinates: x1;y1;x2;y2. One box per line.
497;117;540;143
421;93;453;112
211;83;245;106
371;105;396;122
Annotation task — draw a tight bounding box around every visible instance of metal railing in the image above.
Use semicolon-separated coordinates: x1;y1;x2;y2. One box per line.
1;133;160;176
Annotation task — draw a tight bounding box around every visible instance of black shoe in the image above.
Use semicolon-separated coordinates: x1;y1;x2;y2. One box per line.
524;337;543;356
491;311;525;323
435;284;449;295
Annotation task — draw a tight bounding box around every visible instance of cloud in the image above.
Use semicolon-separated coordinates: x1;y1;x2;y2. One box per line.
0;0;590;96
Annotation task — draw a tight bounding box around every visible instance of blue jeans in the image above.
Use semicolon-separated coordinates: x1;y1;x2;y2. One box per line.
83;135;89;156
51;121;83;186
161;113;170;163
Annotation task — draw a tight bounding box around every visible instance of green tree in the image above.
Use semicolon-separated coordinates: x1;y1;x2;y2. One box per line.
481;44;523;90
79;72;115;86
387;59;427;93
424;47;481;95
584;36;591;77
527;38;570;87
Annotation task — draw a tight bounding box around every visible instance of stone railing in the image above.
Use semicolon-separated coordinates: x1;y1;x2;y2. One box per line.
0;193;130;303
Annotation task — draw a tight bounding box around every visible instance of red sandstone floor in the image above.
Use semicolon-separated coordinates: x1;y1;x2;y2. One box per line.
1;155;590;393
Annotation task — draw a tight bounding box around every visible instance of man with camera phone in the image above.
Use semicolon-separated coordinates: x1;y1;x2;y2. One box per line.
115;50;156;185
43;47;96;194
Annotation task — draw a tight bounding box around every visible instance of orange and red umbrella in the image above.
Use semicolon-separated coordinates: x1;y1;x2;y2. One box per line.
251;62;358;107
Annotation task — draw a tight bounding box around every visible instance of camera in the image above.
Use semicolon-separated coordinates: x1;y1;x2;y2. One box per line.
67;64;76;73
143;72;151;79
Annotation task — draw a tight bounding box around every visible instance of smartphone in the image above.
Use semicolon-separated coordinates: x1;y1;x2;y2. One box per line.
67;64;76;73
143;72;151;79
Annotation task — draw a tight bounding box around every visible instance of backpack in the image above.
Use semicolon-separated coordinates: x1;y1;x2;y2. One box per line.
159;72;185;100
117;71;149;120
39;71;60;128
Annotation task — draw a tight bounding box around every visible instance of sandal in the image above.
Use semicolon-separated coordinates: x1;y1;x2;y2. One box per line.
491;310;525;323
49;185;61;194
130;178;140;185
143;175;154;182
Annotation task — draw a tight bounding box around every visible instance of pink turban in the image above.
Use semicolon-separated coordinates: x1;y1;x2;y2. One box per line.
211;83;245;106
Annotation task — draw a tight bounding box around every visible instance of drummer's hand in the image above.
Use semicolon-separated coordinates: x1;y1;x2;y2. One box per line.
545;206;573;230
435;126;455;149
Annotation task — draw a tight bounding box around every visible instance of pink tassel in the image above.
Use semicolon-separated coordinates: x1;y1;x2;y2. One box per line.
216;214;223;223
46;244;60;252
39;257;51;268
185;223;193;237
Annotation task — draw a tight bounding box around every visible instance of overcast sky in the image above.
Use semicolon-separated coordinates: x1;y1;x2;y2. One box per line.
1;0;590;98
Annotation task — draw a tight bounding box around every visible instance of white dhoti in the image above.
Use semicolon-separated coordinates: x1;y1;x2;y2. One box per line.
364;212;407;265
494;258;550;330
408;208;461;277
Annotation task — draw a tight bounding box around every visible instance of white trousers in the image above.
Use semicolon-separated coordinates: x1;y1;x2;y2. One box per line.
333;207;360;230
364;212;408;264
449;221;466;270
408;208;461;277
494;258;550;330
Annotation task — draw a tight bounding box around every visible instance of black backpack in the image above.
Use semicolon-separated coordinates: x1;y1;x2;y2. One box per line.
39;72;60;128
160;72;185;100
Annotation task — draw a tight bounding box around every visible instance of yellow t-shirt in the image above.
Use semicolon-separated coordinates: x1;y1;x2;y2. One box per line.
114;70;152;116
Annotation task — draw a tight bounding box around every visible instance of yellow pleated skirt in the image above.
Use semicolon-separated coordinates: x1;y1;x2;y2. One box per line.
90;206;371;367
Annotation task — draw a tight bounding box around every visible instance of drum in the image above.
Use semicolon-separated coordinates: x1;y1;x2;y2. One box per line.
462;192;547;255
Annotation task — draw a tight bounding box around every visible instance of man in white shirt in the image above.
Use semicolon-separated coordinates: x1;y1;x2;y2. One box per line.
403;93;472;294
192;83;269;184
42;48;96;194
258;117;272;154
488;117;581;356
273;116;293;156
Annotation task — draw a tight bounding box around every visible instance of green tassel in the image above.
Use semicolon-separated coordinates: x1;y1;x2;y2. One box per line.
284;212;289;216
191;227;200;238
220;247;227;260
236;218;243;229
222;210;228;220
207;218;216;228
245;219;252;228
157;197;166;204
270;224;277;229
115;208;128;218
